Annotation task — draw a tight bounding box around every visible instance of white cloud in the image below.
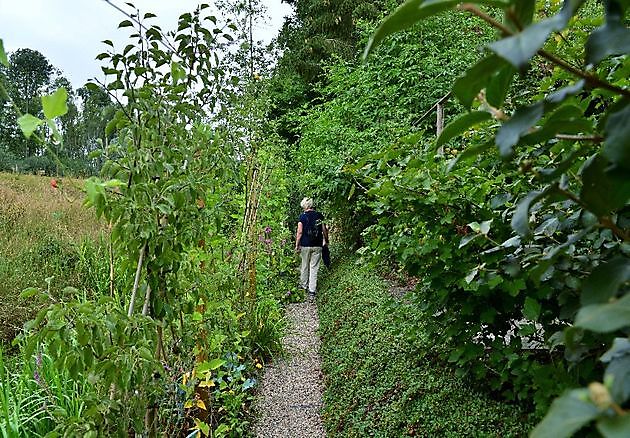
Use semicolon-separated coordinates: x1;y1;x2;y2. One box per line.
0;0;292;88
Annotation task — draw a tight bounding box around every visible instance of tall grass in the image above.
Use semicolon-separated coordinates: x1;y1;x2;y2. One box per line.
0;346;94;437
0;173;107;344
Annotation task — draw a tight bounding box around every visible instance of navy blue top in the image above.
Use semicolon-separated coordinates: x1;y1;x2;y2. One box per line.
299;210;324;247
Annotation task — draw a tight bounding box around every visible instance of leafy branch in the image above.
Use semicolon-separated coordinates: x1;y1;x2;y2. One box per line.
457;3;630;98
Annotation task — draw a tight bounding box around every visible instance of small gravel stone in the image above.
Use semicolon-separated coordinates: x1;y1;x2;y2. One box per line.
253;301;326;437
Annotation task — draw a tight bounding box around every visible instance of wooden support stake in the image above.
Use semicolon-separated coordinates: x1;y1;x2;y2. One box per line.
128;244;146;317
108;224;114;297
436;102;445;136
142;284;151;316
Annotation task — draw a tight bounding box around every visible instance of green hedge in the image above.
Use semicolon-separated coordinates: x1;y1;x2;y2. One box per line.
318;257;534;437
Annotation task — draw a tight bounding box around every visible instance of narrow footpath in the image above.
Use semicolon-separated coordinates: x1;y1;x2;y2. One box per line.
253;300;326;437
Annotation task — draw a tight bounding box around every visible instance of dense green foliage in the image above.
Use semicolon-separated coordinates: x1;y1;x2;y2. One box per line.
1;0;628;435
292;11;494;237
361;0;629;434
0;173;108;344
319;255;532;436
269;0;391;142
0;2;293;436
279;0;629;435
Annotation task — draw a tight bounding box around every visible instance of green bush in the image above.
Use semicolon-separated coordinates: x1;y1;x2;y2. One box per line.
0;148;17;172
318;256;533;437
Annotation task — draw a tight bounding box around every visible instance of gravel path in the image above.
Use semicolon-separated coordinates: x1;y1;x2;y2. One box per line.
253;300;326;437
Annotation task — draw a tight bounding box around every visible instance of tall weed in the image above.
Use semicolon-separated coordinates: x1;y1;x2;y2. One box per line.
0;346;94;437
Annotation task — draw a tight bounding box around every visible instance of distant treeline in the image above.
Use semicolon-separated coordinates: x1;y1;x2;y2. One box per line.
0;48;115;176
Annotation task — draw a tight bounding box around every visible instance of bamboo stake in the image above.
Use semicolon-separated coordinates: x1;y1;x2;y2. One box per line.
141;284;151;316
128;244;146;317
436;102;445;136
108;223;115;297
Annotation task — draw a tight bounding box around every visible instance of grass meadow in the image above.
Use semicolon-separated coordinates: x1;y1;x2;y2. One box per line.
0;172;106;344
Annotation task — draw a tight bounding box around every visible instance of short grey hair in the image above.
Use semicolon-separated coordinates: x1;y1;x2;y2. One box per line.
300;197;313;210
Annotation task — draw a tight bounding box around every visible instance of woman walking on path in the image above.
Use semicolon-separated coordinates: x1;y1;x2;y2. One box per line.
295;197;328;299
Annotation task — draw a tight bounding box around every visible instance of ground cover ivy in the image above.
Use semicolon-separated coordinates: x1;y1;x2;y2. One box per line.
318;254;533;436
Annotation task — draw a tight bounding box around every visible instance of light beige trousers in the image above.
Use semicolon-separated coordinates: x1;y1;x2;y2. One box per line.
300;246;322;293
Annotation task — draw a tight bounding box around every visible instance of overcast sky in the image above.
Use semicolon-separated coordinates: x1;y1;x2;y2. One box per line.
0;0;292;89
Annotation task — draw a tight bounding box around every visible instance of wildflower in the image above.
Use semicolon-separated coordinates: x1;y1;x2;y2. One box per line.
33;353;43;384
258;235;265;242
264;226;272;234
264;238;272;245
255;362;262;369
281;239;286;246
199;379;215;388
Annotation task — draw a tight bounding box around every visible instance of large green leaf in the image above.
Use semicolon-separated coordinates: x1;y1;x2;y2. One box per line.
489;20;556;70
523;297;541;320
436;111;491;147
575;293;630;333
499;81;585;152
604;354;630;403
486;63;516;107
581;257;630;306
453;55;505;107
0;38;8;68
171;61;186;85
586;0;630;65
531;389;599;438
363;0;509;58
496;102;544;157
41;87;68;119
519;103;591;146
509;0;536;28
459;234;480;249
603;102;630;169
601;338;630;403
597;415;630;438
489;0;585;69
601;338;630;363
17;114;44;138
586;22;630;66
546;80;585;104
511;190;544;237
580;154;630;216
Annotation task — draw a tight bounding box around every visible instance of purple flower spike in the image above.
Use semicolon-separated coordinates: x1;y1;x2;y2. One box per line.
264;226;272;234
264;238;272;245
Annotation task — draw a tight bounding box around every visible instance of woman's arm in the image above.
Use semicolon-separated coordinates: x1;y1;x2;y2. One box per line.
295;222;303;251
322;223;329;246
